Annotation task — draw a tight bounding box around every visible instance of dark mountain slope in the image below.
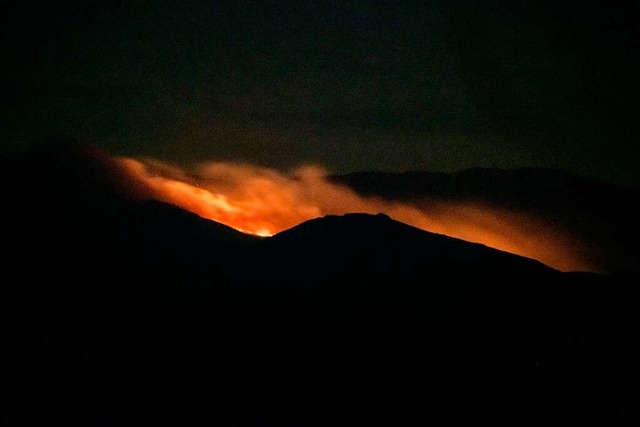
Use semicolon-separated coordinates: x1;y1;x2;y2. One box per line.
332;168;640;274
1;142;639;426
256;211;556;296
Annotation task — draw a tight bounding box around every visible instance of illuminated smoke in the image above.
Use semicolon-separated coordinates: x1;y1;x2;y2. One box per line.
115;156;597;273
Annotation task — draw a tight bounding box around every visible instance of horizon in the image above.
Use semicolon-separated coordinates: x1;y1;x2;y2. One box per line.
3;0;639;187
6;139;636;275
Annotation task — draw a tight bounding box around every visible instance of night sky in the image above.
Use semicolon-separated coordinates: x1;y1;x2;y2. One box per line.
3;0;639;185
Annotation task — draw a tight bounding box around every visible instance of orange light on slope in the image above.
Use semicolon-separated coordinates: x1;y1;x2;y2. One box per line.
116;156;599;273
116;157;323;236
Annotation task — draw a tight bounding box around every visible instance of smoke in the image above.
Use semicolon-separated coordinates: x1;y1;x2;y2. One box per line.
115;156;595;273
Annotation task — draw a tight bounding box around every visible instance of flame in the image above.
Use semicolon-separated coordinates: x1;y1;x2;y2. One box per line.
116;156;599;273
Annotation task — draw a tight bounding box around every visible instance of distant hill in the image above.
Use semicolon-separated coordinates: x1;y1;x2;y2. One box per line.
332;168;640;275
2;141;639;426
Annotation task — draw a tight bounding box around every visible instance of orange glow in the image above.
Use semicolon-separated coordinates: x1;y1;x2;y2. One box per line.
116;156;600;273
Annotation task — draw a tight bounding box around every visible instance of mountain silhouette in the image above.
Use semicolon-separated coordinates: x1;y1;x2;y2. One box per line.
2;141;639;426
332;168;640;274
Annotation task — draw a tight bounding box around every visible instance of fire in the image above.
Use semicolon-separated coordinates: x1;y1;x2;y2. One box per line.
115;156;598;273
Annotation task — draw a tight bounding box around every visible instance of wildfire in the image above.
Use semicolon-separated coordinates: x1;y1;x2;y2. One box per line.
115;156;597;273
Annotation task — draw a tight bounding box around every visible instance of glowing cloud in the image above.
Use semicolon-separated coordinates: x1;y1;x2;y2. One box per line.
115;156;598;273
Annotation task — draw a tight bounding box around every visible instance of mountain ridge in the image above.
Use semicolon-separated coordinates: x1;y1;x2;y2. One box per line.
331;167;640;275
2;141;639;426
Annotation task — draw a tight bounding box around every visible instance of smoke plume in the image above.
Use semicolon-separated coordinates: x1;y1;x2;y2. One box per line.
115;156;594;273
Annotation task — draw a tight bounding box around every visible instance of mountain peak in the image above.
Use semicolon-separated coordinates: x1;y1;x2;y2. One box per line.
261;210;557;290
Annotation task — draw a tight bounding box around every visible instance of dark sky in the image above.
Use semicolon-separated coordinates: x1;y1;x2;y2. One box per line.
3;0;639;185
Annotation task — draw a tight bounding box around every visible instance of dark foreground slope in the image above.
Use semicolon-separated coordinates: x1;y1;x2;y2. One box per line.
2;142;639;426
